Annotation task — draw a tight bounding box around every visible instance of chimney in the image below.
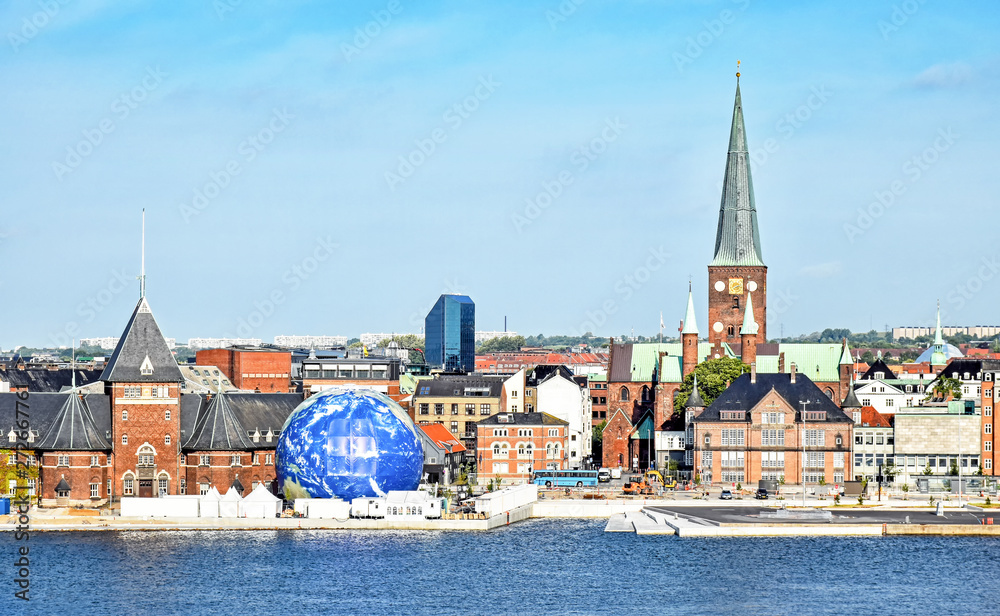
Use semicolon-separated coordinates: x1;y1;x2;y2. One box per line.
790;362;797;384
778;352;786;373
751;362;757;385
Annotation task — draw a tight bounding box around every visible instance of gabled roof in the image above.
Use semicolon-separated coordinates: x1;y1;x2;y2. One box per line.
694;373;851;423
183;392;254;451
420;423;466;453
859;406;892;428
100;297;183;383
1;393;112;452
710;80;765;268
0;368;104;393
413;375;504;398
860;358;897;381
611;342;716;383
35;392;111;451
478;412;567;426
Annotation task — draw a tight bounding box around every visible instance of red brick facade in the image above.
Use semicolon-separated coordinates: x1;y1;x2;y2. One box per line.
477;420;567;484
39;451;109;505
109;382;182;498
707;265;767;353
196;348;291;393
181;450;277;496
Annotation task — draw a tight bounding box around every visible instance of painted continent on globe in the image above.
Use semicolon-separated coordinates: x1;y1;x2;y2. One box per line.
276;388;424;501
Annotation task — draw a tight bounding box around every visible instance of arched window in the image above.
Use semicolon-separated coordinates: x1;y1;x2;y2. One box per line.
727;325;735;337
620;387;630;402
546;443;554;459
824;388;834;399
641;386;651;402
493;443;502;456
137;444;155;467
122;410;128;421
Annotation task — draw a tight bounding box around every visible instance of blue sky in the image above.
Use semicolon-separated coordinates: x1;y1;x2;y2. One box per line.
2;0;998;348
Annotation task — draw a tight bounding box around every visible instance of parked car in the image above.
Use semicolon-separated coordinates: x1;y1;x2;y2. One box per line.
754;488;769;500
598;468;612;483
720;489;733;500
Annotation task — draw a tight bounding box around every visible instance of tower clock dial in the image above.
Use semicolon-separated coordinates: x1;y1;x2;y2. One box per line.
728;278;744;295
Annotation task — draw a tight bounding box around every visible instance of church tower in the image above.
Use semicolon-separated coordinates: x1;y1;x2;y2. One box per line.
708;71;767;355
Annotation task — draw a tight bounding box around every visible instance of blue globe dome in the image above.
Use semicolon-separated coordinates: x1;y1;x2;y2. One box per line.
276;388;423;501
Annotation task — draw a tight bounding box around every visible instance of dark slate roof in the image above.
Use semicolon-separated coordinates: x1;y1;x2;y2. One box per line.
860;358;897;381
0;393;112;452
55;477;71;491
231;476;245;493
179;394;202;445
842;385;862;409
35;392;112;450
183;392;255;451
0;368;104;392
608;343;634;382
710;81;765;268
939;358;1000;379
686;386;705;409
100;297;183;383
478;412;567;426
695;373;851;423
414;375;503;397
527;364;575;385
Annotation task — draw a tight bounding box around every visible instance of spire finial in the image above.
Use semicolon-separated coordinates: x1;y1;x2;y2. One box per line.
736;59;741;81
139;209;146;299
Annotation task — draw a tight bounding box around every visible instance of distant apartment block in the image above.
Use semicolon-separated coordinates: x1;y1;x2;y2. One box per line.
187;337;262;350
360;333;409;347
893;325;1000;339
82;336;176;350
273;335;348;348
475;330;519;344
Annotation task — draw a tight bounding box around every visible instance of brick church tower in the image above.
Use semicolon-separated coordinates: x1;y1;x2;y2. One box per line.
101;296;184;498
708;74;767;357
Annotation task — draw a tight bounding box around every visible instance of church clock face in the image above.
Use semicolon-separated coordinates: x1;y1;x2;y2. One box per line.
728;278;744;295
714;281;725;292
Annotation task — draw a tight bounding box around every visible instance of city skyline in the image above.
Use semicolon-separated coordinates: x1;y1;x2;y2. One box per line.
3;1;998;349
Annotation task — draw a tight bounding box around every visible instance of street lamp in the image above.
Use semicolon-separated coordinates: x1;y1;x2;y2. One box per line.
800;400;811;508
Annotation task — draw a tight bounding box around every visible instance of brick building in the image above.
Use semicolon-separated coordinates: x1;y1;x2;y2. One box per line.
195;347;292;393
476;412;568;485
411;375;503;450
689;365;854;486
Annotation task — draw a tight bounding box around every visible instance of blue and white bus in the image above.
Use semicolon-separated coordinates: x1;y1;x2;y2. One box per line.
531;470;599;488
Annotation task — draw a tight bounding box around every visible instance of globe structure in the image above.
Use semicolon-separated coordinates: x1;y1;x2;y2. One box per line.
276;388;423;501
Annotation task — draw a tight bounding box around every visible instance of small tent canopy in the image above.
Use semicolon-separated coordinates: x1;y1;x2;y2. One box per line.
219;486;244;518
199;486;222;518
242;483;282;519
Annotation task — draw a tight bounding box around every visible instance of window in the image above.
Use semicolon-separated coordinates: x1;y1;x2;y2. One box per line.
986;442;993;452
720;451;744;467
122;410;128;421
138;452;154;466
704;434;711;446
620;387;630;402
987;424;993;435
450;421;459;433
253;454;260;465
91;455;100;467
165;434;171;445
727;325;735;337
720;429;745;446
57;454;69;466
762;429;785;446
231;454;242;467
511;390;518;398
123;477;134;495
862;398;871;406
200;454;210;466
200;483;210;496
855;434;863;445
875;435;884;445
480;404;491;415
511;405;518;413
762;412;785;424
548;428;558;437
266;454;273;465
466;403;475;415
165;410;171;421
720;411;745;421
701;451;713;468
885;399;893;407
180;479;187;495
806;451;824;468
987;407;993;417
158;477;168;495
122;434;128;445
451;404;458;415
434;404;443;415
493;462;509;474
762;451;784;468
90;483;99;498
804;429;825;447
419;404;429;415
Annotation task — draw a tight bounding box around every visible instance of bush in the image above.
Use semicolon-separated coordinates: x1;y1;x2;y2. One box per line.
834;494;841;505
857;494;865;506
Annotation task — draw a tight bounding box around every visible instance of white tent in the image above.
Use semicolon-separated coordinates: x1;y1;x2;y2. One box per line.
199;486;222;518
243;484;282;519
219;487;244;518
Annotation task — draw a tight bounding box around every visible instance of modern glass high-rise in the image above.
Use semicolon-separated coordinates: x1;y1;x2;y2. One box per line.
424;294;475;373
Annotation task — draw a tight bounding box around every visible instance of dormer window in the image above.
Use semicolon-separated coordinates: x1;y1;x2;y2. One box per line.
140;355;154;376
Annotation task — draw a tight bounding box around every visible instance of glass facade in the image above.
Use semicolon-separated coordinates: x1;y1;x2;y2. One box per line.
425;294;475;372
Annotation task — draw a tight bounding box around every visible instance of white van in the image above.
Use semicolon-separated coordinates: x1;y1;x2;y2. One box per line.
598;468;612;483
611;467;622;480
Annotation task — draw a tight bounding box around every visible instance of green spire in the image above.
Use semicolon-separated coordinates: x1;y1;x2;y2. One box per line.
931;300;947;366
839;339;853;365
740;292;758;335
681;282;699;335
710;78;766;268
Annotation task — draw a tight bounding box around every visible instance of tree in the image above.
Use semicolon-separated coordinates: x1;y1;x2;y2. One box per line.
949;459;959;476
591;420;606;462
927;377;962;401
378;334;424;350
672;357;751;414
860;350;875;364
478;335;526;353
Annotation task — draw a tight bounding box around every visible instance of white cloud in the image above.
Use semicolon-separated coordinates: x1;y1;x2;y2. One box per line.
912;62;973;89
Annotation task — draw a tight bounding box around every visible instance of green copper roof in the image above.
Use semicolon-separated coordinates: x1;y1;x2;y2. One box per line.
931;301;947;366
681;286;699;335
740;292;758;335
839;340;853;365
710;81;766;268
